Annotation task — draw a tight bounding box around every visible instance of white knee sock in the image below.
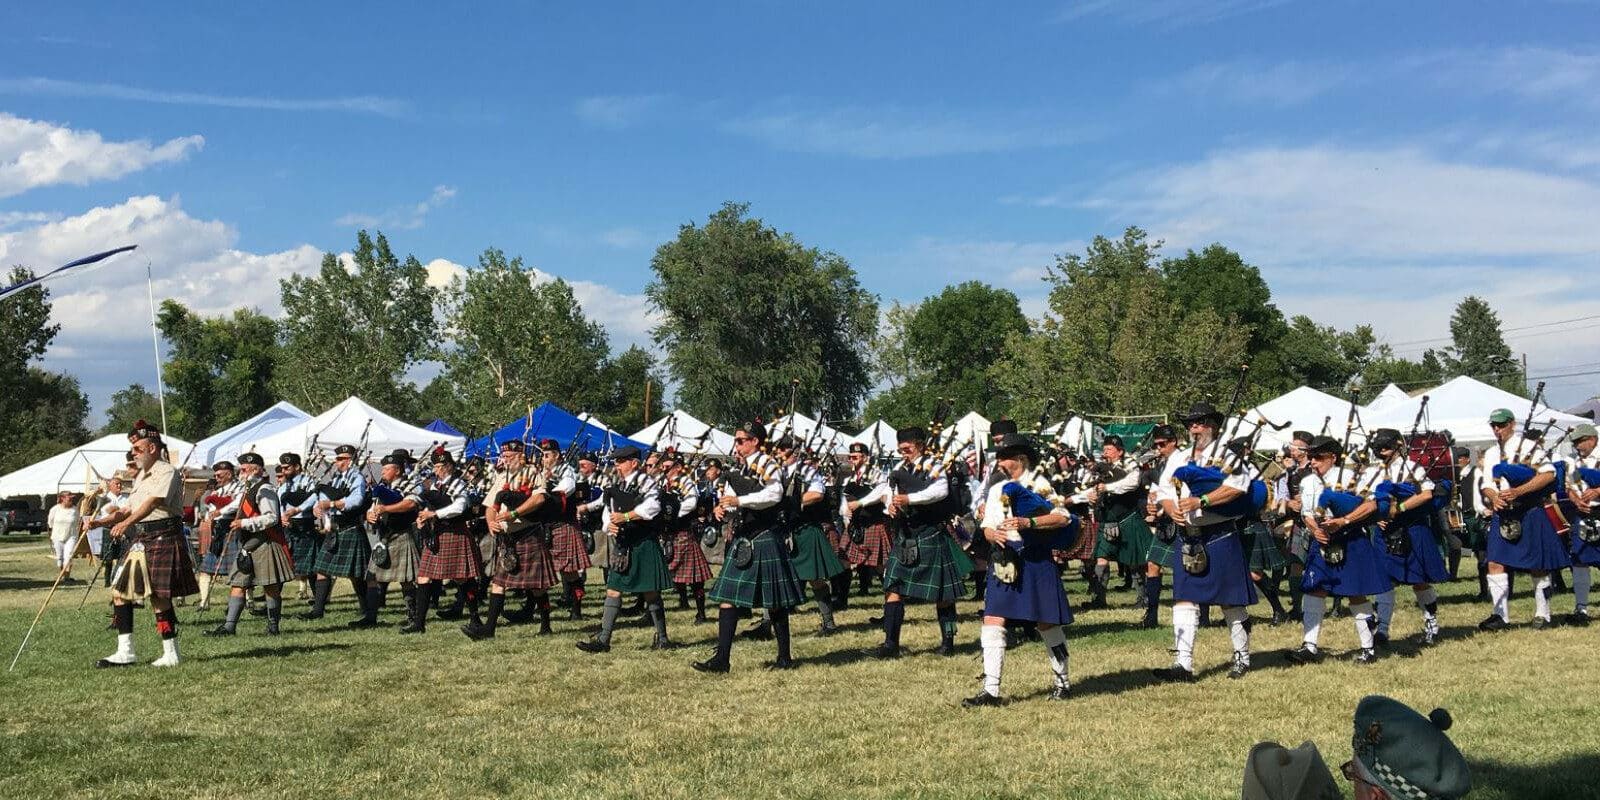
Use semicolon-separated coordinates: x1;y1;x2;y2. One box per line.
1302;595;1325;650
980;623;1006;697
1415;586;1439;622
1534;575;1553;621
1488;573;1510;621
1351;601;1375;650
1223;606;1250;663
1574;568;1592;614
1172;604;1198;670
1373;589;1395;635
1040;625;1069;688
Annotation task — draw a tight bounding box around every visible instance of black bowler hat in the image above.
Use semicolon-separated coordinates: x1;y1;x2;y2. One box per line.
1179;402;1223;426
994;433;1038;463
1370;428;1403;450
612;445;643;463
990;419;1019;438
1307;435;1343;458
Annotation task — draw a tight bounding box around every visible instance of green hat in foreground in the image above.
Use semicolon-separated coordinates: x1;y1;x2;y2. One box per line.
1352;695;1471;799
1488;408;1515;425
1569;422;1598;443
1242;741;1340;800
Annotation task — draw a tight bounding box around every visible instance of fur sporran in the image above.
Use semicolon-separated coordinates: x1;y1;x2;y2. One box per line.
1578;519;1600;545
1323;541;1347;566
1102;521;1122;544
991;545;1021;585
1383;527;1411;558
1497;515;1523;543
608;542;631;574
1179;536;1208;575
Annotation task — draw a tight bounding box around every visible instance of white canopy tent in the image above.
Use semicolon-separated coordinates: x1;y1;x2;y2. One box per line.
185;401;311;469
1363;376;1587;450
1363;383;1412;413
631;410;736;454
769;412;850;452
239;396;466;462
1241;386;1360;452
0;433;195;498
1043;416;1095;451
944;411;991;450
852;420;898;455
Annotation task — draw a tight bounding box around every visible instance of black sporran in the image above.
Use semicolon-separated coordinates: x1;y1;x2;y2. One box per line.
609;542;631;574
894;535;921;567
497;541;521;575
370;541;391;570
659;534;676;564
729;537;754;569
322;531;340;555
990;545;1021;585
1382;526;1411;558
1578;519;1600;545
234;549;255;575
1323;541;1347;566
1179;536;1208;575
583;528;597;554
1156;522;1177;543
1102;521;1122;544
848;523;866;546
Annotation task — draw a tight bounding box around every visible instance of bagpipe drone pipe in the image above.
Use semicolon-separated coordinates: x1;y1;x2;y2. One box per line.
1314;485;1388;565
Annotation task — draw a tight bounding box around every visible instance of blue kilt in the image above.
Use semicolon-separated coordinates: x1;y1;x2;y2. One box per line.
1571;518;1600;567
1486;504;1569;571
1169;521;1257;606
1383;518;1450;585
984;542;1073;626
708;528;804;609
285;521;322;578
883;521;969;604
1302;529;1392;598
200;530;242;576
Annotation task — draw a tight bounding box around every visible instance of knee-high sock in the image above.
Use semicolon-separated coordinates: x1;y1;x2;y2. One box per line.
155;608;178;640
466;580;483;625
224;595;245;631
980;623;1006;697
882;600;905;646
311;576;333;615
1574;567;1592;613
1171;604;1198;671
265;594;281;625
1041;625;1069;688
830;571;852;606
350;577;370;616
1373;589;1395;635
694;583;707;617
1223;606;1249;662
363;582;384;620
597;595;621;645
1288;569;1303;615
483;592;506;633
1488;572;1511;621
857;567;873;595
647;599;668;641
1447;544;1462;579
936;603;957;642
675;583;689;607
714;606;738;662
1534;574;1553;620
537;593;552;628
1255;575;1286;617
1144;574;1162;617
1351;601;1375;649
814;586;835;627
770;606;791;661
1302;594;1325;649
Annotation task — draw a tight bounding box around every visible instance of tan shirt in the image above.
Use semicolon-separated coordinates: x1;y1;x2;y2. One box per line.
127;460;183;522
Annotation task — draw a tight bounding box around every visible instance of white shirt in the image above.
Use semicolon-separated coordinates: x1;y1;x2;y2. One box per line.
1476;433;1555;511
1155;442;1251;526
47;504;80;543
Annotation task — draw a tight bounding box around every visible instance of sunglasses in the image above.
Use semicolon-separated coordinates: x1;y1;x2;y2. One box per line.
733;436;752;443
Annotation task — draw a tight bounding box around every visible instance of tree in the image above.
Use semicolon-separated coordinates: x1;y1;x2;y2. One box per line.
1359;346;1445;396
1439;296;1521;393
869;301;918;390
591;345;667;434
863;282;1028;423
1272;315;1376;394
647;203;878;424
275;230;436;416
435;247;612;434
0;266;89;474
1161;244;1293;397
99;383;165;436
157;302;279;439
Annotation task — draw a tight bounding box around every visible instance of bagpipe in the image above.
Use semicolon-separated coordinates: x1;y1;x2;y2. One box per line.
1490;382;1567;539
1569;461;1600;544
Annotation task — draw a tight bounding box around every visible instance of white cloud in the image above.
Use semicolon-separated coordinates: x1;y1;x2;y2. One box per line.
1157;59;1354;106
0;77;408;117
0;112;202;198
1411;46;1600;110
574;94;671;130
1056;0;1291;28
336;184;457;231
723;105;1095;159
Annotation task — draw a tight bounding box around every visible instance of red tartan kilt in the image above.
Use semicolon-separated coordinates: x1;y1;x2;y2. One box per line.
418;530;484;580
824;521;848;554
668;527;713;583
136;531;200;598
1056;518;1097;562
493;532;558;590
846;521;891;569
547;522;592;574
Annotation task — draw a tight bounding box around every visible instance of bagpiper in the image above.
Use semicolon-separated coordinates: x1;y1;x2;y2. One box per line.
1477;408;1566;631
841;442;891;599
299;445;371;621
550;447;597;621
409;448;483;633
776;436;847;636
1138;425;1181;629
659;453;712;624
351;452;423;628
1559;423;1599;625
195;460;243;611
204;452;294;636
1366;428;1448;647
578;446;674;653
466;442;562;640
276;453;322;602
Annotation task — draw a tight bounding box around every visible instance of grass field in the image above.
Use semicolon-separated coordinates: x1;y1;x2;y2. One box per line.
3;537;1598;800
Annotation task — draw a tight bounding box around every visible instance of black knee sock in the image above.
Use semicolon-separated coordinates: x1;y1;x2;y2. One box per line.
484;592;505;633
377;582;390;607
1476;552;1490;597
883;600;905;646
265;595;281;625
858;568;873;595
155;608;178;640
537;594;551;628
936;603;957;642
402;584;417;621
1144;575;1162;617
1255;576;1285;616
831;571;852;606
675;583;690;607
363;582;384;620
1447;546;1462;579
466;582;483;626
350;577;369;616
715;606;738;661
972;571;987;601
114;602;135;634
647;599;668;641
814;584;835;627
771;606;791;661
311;577;333;614
694;583;706;617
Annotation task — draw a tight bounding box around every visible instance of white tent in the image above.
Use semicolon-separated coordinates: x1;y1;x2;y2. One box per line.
1041;416;1094;450
1237;386;1359;452
631;410;736;454
239;396;465;462
1363;383;1412;413
1363;376;1587;450
0;433;195;498
767;412;850;452
852;420;898;455
945;411;991;450
185;401;311;469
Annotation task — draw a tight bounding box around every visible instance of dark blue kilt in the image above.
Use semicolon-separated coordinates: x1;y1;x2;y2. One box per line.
286;522;322;578
983;543;1073;626
1486;504;1570;571
1383;519;1450;585
1570;519;1600;567
1302;530;1392;598
1169;522;1257;607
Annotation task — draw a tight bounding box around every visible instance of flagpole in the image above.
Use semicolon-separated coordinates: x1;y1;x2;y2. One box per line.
145;260;168;434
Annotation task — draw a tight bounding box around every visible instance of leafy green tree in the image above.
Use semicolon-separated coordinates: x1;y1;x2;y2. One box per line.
1272;315;1376;394
647;203;877;424
435;247;612;433
863;282;1027;423
1161;244;1293;396
1439;296;1520;393
591;345;667;434
99;383;165;436
275;230;436;416
1359;346;1445;396
157;302;279;439
0;266;89;473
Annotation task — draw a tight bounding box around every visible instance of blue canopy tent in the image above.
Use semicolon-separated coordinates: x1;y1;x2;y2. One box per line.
464;402;651;458
424;418;463;437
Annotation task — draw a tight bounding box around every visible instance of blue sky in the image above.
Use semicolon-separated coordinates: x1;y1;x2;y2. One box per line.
2;1;1598;420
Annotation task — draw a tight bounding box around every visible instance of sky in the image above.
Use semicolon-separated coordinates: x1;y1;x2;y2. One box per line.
2;1;1598;424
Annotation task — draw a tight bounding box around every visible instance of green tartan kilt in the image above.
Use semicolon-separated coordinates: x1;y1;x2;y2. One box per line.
605;536;671;595
708;528;805;609
312;526;370;579
1093;519;1121;560
1115;515;1155;566
789;522;846;581
1241;520;1288;572
883;522;969;604
947;534;976;575
1463;514;1488;551
1146;522;1177;566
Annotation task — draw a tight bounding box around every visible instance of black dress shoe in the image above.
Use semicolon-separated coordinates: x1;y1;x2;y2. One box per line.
567;607;583;621
961;691;1003;708
295;611;323;621
398;621;426;634
436;605;464;621
537;622;553;636
461;622;494;641
1047;684;1071;701
95;657;135;668
1285;644;1323;665
1152;664;1196;683
866;616;884;625
651;637;678;651
1268;612;1286;627
1227;655;1249;680
347;617;381;629
740;622;773;641
264;622;280;636
815;622;839;637
1567;611;1591;627
934;640;956;657
248;605;267;617
1373;631;1390;648
1352;648;1379;664
575;638;610;653
694;612;710;625
692;658;730;673
862;642;900;659
1478;615;1508;632
203;624;235;637
1531;616;1553;630
502;607;535;624
764;657;798;670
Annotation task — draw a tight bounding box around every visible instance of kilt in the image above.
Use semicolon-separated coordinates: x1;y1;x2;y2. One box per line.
1288;521;1314;564
547;521;592;574
1486;504;1570;571
230;538;295;588
369;529;419;584
313;526;371;579
493;529;558;590
789;522;846;582
1169;522;1257;607
984;542;1074;626
709;528;805;609
1056;518;1097;563
118;526;200;599
1569;507;1600;567
1301;530;1392;598
1462;512;1488;551
825;521;847;555
1092;519;1121;560
883;522;969;604
200;530;243;577
846;520;891;569
285;521;322;578
419;529;485;581
1146;522;1177;566
1113;515;1155;567
1383;519;1449;585
668;526;713;584
606;535;671;595
1241;520;1289;573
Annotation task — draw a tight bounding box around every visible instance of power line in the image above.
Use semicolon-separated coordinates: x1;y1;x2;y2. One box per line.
1383;313;1600;349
